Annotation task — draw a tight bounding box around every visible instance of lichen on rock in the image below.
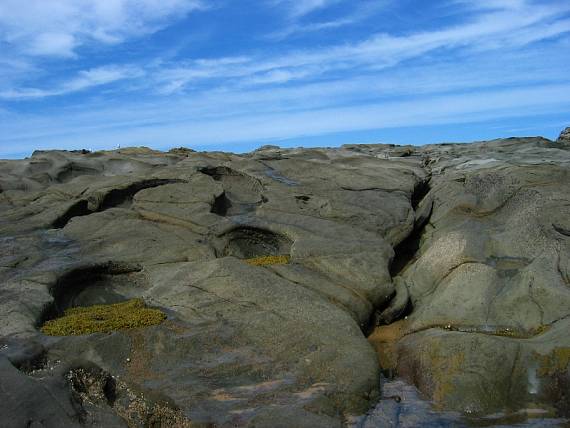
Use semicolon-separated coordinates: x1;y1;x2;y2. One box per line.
41;299;166;336
245;255;290;266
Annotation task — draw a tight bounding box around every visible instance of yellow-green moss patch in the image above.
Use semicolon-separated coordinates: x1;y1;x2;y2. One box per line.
41;298;166;336
245;255;290;266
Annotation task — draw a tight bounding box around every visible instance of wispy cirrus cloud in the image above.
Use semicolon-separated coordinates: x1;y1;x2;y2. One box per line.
1;0;570;157
1;82;569;157
267;1;388;40
271;0;341;18
150;0;570;93
0;66;143;99
3;0;570;99
0;0;205;57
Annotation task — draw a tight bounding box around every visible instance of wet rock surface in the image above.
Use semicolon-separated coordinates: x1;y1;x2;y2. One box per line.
0;134;569;427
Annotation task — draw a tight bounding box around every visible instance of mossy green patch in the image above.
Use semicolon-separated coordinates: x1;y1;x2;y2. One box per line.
245;255;290;266
41;298;166;336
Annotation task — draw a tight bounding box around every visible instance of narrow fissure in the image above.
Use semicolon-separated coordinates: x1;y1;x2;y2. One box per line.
360;177;434;419
365;176;433;334
410;177;431;208
356;177;436;421
390;177;432;277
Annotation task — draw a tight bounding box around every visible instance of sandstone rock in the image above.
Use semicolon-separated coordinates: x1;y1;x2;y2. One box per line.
0;133;569;426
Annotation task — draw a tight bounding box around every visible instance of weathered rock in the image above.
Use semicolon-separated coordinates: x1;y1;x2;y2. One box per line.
0;134;569;426
368;136;570;421
558;127;570;146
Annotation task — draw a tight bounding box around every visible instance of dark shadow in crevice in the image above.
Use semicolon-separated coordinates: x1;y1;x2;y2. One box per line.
410;177;431;209
392;298;414;324
99;179;184;210
553;224;570;237
211;192;232;216
364;293;415;337
389;227;425;277
364;179;431;335
390;179;432;277
51;179;184;229
52;200;91;229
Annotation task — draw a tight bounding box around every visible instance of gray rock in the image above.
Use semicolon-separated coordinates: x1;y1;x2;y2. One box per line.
1;133;569;426
558;127;570;145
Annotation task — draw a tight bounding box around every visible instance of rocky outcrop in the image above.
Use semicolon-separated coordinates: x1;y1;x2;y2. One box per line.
0;136;569;427
558;127;570;147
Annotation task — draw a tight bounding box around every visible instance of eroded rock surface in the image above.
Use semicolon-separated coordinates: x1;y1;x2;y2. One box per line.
0;133;569;427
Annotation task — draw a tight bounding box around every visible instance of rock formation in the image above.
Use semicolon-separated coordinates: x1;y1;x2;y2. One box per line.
558;127;570;147
0;130;569;427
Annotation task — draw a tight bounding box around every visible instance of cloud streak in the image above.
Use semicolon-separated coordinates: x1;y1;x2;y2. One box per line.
0;0;205;57
151;0;570;94
272;0;341;18
4;0;569;99
1;83;569;156
0;66;143;99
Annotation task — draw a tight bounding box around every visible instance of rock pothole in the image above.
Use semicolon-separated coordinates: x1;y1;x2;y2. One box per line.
56;163;101;183
200;166;265;215
38;263;154;334
218;226;293;261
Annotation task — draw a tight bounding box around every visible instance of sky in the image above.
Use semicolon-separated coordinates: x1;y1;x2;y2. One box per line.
1;0;570;158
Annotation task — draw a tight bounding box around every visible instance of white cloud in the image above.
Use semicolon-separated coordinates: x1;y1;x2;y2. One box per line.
0;66;143;99
273;0;341;18
3;0;570;99
1;83;569;156
0;0;205;57
268;2;387;39
28;32;77;57
451;0;527;11
150;0;570;94
243;68;319;85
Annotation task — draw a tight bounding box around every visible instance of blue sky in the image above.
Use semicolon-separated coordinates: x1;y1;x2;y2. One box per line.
1;0;570;158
